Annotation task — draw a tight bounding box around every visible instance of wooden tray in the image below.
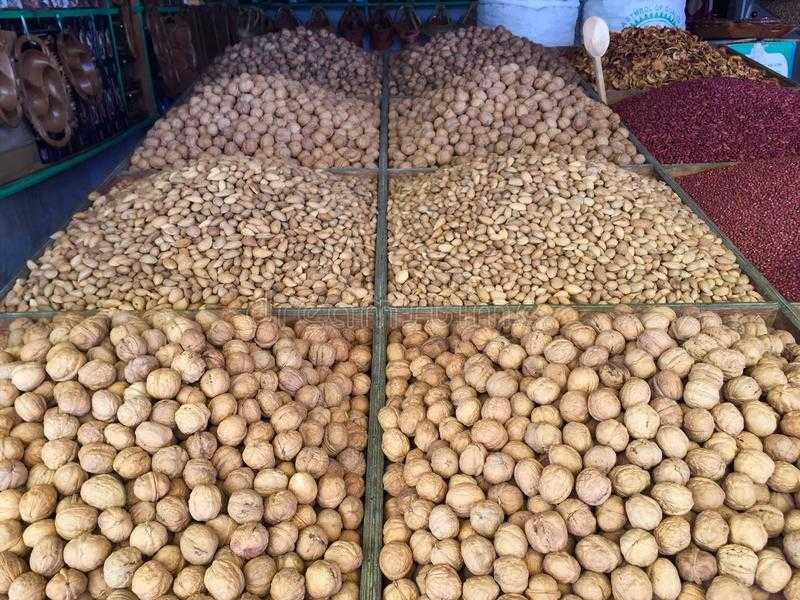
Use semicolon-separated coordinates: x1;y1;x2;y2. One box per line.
689;18;796;40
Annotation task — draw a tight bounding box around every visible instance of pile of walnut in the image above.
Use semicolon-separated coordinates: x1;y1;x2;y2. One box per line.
390;26;579;97
388;27;644;168
2;158;375;312
380;307;800;600
388;153;760;306
204;28;380;100
0;305;371;600
131;74;379;171
573;27;768;91
130;29;379;171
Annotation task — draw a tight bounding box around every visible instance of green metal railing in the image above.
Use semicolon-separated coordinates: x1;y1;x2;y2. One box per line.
0;6;118;18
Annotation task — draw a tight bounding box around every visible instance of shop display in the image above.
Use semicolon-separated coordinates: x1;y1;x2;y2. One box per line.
274;6;300;31
615;77;800;163
2;158;376;311
687;18;795;42
761;0;800;25
236;6;270;40
337;5;367;48
388;153;760;306
72;16;134;149
369;6;394;51
394;5;422;47
424;3;451;37
460;3;478;28
146;10;198;99
678;158;800;302
306;6;331;32
181;5;239;78
0;0;104;8
391;26;578;96
4;12;800;600
380;307;800;600
114;0;139;58
573;28;767;90
0;308;370;600
0;15;135;168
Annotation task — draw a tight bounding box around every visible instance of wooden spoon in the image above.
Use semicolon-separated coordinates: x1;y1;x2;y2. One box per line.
583;16;610;104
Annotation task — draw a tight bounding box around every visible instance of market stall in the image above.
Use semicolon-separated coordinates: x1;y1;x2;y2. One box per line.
0;6;799;600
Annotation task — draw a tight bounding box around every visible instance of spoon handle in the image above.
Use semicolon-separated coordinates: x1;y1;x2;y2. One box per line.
594;55;607;104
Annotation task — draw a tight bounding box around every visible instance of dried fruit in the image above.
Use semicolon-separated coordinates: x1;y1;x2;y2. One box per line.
574;27;767;90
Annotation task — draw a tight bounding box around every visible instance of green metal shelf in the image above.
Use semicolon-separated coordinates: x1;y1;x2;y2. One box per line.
0;7;118;18
0;118;155;202
0;2;152;200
